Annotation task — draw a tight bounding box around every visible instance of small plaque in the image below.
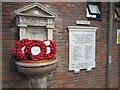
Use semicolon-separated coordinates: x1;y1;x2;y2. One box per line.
76;20;90;25
31;46;41;55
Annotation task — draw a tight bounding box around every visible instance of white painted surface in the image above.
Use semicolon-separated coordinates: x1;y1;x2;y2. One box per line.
76;20;90;25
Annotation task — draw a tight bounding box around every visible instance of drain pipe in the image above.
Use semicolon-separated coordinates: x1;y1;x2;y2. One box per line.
106;1;113;88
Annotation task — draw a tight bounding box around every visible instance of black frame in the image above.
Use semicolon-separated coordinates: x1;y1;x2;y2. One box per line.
115;2;120;21
115;7;120;17
87;2;102;20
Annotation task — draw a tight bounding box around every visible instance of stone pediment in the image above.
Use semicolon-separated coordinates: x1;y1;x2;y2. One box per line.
14;2;57;18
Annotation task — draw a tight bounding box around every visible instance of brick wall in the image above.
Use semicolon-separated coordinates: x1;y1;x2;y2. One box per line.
2;2;119;88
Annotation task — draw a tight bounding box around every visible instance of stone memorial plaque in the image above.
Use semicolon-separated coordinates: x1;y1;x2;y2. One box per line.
68;26;97;72
15;3;57;40
14;3;57;88
26;27;47;40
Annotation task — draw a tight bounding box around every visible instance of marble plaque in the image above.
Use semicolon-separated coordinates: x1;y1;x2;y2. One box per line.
26;27;47;40
19;16;47;25
68;26;97;72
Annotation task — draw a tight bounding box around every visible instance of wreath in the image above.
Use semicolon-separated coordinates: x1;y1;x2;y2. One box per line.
14;38;30;60
43;40;57;59
25;40;46;60
14;39;57;61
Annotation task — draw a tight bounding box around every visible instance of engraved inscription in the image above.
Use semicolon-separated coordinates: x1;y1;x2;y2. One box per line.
71;62;94;69
85;45;92;59
72;32;94;44
69;31;96;71
19;16;47;25
73;46;82;61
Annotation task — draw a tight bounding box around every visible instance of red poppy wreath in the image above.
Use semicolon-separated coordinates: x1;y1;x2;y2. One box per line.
14;38;30;60
43;40;57;59
25;40;46;60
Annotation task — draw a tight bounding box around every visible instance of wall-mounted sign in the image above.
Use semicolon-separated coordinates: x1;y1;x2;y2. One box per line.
117;29;120;44
86;2;102;20
26;27;47;40
68;26;98;73
14;2;57;40
76;20;90;25
115;2;120;22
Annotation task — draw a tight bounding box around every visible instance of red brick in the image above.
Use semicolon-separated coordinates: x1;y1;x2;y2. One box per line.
2;2;119;88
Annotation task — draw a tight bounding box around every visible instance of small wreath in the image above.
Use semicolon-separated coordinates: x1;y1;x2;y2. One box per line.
25;40;46;60
43;40;57;59
14;38;30;60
